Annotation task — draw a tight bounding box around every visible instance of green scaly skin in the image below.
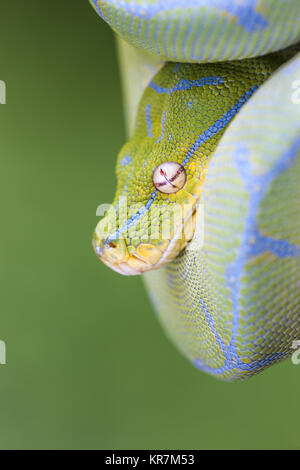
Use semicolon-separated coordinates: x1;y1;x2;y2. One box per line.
93;47;296;275
90;0;300;380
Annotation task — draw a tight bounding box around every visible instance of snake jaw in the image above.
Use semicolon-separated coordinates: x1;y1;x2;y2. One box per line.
92;235;153;275
93;206;198;275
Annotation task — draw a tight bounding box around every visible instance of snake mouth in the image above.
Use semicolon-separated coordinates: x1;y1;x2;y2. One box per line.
93;209;198;276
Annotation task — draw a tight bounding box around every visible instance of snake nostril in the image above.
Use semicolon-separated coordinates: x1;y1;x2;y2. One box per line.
153;161;186;194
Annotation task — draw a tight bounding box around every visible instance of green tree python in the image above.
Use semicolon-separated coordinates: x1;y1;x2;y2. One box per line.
90;0;300;381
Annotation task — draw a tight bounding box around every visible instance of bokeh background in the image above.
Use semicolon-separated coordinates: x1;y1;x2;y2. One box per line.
0;0;299;450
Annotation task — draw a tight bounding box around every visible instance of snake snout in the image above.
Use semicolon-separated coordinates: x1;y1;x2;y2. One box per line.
93;189;201;275
93;199;200;275
93;233;154;276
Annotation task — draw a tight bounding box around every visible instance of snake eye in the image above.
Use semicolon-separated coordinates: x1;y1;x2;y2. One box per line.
152;162;186;194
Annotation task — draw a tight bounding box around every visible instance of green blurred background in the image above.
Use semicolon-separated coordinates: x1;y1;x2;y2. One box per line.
0;0;299;450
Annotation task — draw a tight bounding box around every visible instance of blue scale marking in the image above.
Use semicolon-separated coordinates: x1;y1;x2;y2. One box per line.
181;86;258;167
108;190;158;241
122;172;132;195
94;1;268;32
149;76;224;94
145;104;154;138
91;0;106;20
199;297;228;356
194;136;300;376
194;351;286;378
120;155;132;166
247;231;300;258
185;257;228;355
107;85;258;243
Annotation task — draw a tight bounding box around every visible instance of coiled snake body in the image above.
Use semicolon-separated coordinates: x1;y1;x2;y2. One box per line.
91;0;300;380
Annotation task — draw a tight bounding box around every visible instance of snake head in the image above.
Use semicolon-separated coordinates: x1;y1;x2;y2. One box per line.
92;62;219;275
92;58;265;275
92;148;203;275
92;100;209;276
